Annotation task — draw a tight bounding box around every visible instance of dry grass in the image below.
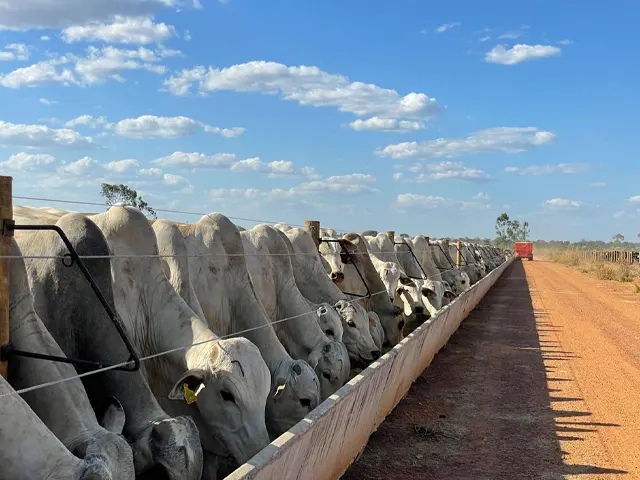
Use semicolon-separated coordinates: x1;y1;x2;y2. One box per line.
538;248;640;285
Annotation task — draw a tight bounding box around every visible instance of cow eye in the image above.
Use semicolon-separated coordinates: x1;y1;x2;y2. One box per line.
340;253;351;264
300;398;311;408
347;320;356;328
325;329;335;337
220;390;235;403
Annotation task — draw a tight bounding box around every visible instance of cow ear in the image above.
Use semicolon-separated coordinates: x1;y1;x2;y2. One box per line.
169;369;207;403
367;312;377;326
444;290;456;299
100;396;126;435
399;277;415;287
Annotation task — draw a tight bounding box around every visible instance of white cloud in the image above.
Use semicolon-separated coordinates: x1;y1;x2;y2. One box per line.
613;211;625;219
0;44;30;61
392;172;403;182
505;163;590;175
301;166;319;178
325;173;376;184
151;151;317;178
473;192;490;200
139;167;163;176
376;127;556;160
163;173;187;185
479;36;490;42
394;193;448;208
62;16;176;45
40;36;50;41
163;61;440;122
65;114;109;128
557;39;574;45
0;0;184;31
210;177;379;203
59;156;100;175
105;158;139;173
485;44;561;65
435;22;460;34
349;116;425;133
113;115;245;139
628;195;640;204
74;46;167;84
544;198;582;208
588;182;607;188
184;29;192;41
201;125;246;138
498;32;521;40
0;152;56;170
152;151;237;168
0;57;77;88
230;157;296;176
405;161;491;183
39;98;59;105
0;120;97;149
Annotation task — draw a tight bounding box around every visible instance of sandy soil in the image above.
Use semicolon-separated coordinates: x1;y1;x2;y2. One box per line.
343;259;640;480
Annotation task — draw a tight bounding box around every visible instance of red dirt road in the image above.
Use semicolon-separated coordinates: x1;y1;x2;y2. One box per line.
343;259;640;480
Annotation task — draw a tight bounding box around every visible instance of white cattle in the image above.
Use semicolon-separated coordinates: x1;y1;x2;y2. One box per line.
178;214;321;438
270;228;343;343
7;238;135;479
283;228;380;366
241;225;350;399
16;212;204;479
321;232;404;347
431;240;471;294
272;223;293;232
367;311;385;351
89;207;271;470
450;243;482;285
394;237;455;315
0;373;114;480
410;236;457;306
365;234;424;322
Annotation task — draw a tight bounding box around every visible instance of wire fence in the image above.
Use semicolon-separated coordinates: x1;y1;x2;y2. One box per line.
0;193;503;397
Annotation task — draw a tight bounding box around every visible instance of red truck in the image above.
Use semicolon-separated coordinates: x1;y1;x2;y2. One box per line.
514;242;533;261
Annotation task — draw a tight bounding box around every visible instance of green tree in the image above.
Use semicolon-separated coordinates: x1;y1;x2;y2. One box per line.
494;213;530;247
100;183;157;218
612;233;624;244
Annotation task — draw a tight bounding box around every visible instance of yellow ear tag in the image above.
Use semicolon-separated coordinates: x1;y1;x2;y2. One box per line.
183;383;198;405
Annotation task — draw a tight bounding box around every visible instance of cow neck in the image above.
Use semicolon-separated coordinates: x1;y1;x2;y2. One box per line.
288;232;345;305
17;228;167;435
184;224;291;374
255;247;326;360
7;241;105;448
226;259;293;372
0;374;85;480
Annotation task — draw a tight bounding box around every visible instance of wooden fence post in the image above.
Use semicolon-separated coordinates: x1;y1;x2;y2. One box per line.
385;231;395;242
0;176;12;379
456;240;463;268
304;220;321;251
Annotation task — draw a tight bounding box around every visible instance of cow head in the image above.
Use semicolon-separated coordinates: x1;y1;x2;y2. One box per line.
168;337;271;466
308;340;350;399
315;303;344;342
334;300;380;367
319;239;357;285
264;359;320;438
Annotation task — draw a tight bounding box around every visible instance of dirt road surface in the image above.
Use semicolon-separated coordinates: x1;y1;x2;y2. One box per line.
343;259;640;480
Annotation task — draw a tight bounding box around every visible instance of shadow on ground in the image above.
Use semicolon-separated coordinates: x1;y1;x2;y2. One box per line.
342;260;626;480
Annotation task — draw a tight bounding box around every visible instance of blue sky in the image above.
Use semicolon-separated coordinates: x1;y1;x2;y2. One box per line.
1;0;639;241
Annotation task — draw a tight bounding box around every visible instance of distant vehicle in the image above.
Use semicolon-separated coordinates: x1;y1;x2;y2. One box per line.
514;242;533;261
